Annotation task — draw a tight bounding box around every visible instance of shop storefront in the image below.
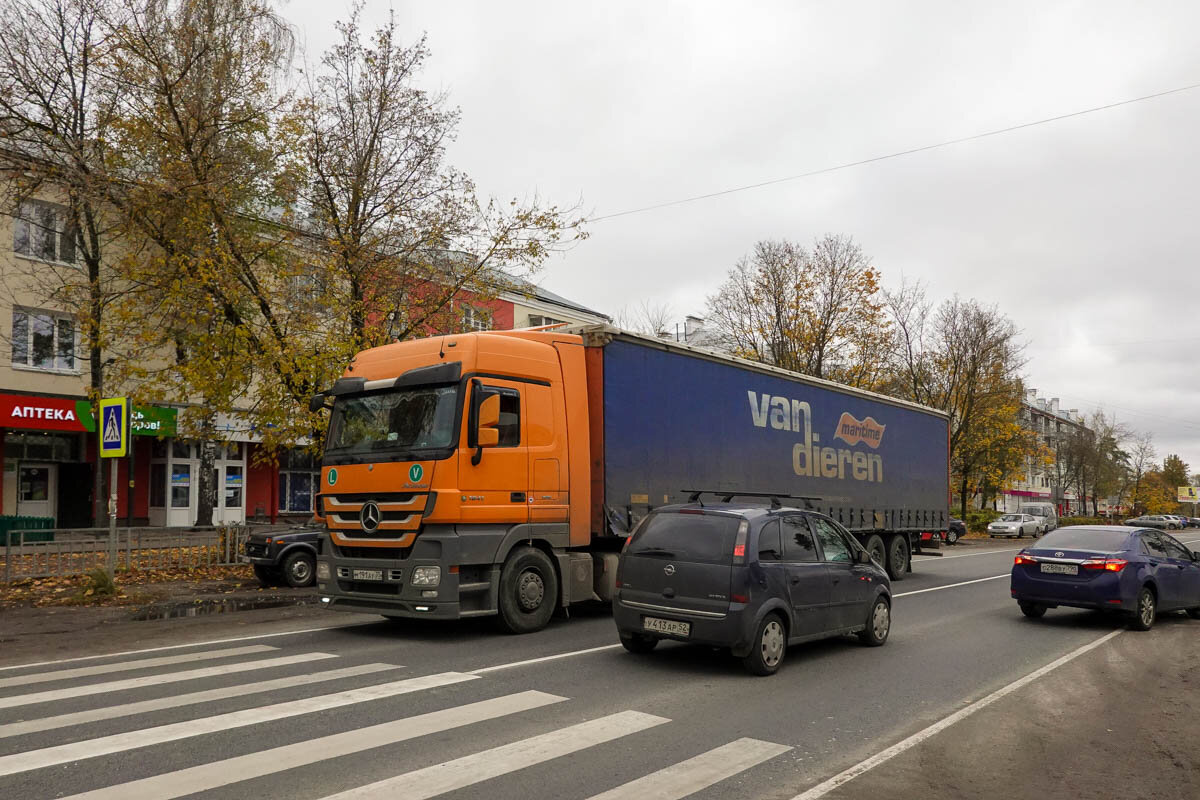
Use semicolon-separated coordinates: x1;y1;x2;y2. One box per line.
0;393;178;527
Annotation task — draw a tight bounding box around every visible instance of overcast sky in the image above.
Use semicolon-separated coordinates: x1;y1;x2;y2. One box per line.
291;0;1200;474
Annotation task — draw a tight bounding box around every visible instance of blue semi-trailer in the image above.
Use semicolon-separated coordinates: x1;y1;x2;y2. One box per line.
312;324;950;631
582;326;950;580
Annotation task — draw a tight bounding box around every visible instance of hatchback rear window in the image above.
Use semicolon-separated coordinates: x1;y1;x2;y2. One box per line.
628;512;740;565
1036;528;1130;551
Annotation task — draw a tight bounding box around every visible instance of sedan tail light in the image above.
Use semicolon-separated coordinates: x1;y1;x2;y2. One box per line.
1014;554;1038;566
1081;558;1127;572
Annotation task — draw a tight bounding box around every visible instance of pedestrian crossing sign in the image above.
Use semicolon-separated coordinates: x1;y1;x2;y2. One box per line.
99;397;129;458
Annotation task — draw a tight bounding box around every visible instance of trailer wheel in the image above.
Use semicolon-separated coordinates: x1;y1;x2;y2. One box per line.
885;534;909;581
496;546;559;634
863;535;886;567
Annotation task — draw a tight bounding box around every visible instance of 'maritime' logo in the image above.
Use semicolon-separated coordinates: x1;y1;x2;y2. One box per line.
833;413;886;449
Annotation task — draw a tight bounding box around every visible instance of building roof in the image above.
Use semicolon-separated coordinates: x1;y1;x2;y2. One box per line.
503;278;611;322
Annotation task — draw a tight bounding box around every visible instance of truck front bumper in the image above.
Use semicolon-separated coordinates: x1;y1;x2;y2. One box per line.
317;527;498;621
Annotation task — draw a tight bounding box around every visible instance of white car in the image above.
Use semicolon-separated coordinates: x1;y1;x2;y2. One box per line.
987;514;1042;538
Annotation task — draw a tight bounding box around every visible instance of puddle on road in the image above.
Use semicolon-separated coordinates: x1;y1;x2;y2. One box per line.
131;595;319;621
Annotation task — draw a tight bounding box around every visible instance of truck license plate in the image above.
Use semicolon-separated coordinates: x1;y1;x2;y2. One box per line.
1040;563;1078;575
352;569;384;581
643;617;690;637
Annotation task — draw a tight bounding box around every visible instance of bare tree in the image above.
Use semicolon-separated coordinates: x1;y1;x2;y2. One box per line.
1127;432;1156;514
614;300;674;337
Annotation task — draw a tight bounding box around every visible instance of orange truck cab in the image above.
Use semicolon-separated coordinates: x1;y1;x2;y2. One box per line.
312;325;950;633
312;328;611;633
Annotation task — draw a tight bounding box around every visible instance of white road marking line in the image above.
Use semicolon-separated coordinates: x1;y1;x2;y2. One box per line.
469;643;623;674
893;574;1009;597
321;709;671;800
0;671;477;777
0;662;399;738
789;629;1123;800
586;737;793;800
59;691;567;800
0;621;374;672
0;644;278;689
0;652;338;710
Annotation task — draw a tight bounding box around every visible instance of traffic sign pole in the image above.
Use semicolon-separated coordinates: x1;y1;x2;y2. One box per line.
99;397;130;580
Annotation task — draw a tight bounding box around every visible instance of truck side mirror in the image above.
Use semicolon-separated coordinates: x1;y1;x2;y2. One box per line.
308;393;327;413
477;394;500;447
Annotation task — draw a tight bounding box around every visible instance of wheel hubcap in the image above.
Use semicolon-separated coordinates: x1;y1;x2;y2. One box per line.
518;570;544;612
292;561;310;581
761;620;784;667
872;602;890;639
1141;594;1154;625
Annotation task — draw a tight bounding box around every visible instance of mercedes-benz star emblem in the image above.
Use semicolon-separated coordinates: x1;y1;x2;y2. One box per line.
360;501;382;533
663;564;675;576
1054;551;1065;557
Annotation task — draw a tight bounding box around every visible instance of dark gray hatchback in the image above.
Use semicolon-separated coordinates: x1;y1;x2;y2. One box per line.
612;503;892;675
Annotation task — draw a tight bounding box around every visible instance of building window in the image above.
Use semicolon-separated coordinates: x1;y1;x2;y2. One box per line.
279;448;319;513
13;200;76;264
11;309;77;371
462;304;490;332
528;315;565;327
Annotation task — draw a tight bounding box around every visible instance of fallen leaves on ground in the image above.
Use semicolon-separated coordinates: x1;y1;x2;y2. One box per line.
0;565;255;609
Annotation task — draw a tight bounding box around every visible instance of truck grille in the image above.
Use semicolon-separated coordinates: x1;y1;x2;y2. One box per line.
322;492;427;539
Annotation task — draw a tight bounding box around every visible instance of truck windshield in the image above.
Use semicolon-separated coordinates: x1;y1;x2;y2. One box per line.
326;386;459;459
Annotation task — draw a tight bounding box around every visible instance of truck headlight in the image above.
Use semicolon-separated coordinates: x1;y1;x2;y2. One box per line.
316;562;331;580
411;566;441;586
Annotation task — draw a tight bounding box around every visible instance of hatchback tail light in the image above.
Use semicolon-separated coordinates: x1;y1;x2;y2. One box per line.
731;520;749;565
1081;558;1127;572
1014;553;1038;566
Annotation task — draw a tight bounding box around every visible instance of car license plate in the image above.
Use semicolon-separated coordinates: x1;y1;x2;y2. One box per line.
642;617;690;637
1041;563;1078;576
352;568;384;581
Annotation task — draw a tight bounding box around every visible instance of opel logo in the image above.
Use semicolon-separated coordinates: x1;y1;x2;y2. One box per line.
1054;551;1065;557
663;564;675;576
361;502;382;533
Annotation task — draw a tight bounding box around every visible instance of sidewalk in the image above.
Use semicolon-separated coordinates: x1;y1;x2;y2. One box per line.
0;572;335;667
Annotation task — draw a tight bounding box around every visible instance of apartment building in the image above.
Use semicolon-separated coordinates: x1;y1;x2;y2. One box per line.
1000;390;1093;515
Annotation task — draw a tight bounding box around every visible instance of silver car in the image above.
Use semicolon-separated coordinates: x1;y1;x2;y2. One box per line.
987;513;1042;538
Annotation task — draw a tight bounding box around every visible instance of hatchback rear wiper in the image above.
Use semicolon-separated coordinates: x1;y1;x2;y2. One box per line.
632;547;675;557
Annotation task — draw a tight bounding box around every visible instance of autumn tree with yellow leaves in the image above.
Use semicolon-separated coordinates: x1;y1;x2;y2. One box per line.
705;234;892;390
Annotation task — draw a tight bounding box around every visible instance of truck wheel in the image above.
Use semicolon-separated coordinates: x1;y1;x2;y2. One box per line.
497;546;559;634
864;535;886;567
885;534;909;581
253;564;281;587
742;613;787;676
281;552;316;588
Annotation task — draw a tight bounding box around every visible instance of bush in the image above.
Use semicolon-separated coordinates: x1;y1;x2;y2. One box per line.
75;568;119;601
964;509;1002;532
1058;516;1119;527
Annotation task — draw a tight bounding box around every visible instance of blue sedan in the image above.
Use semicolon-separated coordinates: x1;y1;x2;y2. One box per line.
1011;526;1200;630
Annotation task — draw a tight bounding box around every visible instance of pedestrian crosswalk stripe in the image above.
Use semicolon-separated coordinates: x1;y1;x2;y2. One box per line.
59;691;567;800
0;671;478;777
320;710;671;800
585;737;793;800
0;662;400;739
0;652;338;710
0;645;278;690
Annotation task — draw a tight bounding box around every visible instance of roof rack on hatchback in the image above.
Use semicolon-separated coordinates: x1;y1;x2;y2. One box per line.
683;490;823;510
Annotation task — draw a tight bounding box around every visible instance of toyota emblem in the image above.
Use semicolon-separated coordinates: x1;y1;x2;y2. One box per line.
360;502;382;533
663;564;675;576
1054;551;1065;557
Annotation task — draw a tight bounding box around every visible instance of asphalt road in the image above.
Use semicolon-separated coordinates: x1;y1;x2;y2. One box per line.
1;537;1197;800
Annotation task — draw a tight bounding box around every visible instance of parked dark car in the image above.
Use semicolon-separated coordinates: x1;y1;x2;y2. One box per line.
946;518;967;545
612;502;892;675
1122;515;1177;530
243;527;320;588
1011;526;1200;630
